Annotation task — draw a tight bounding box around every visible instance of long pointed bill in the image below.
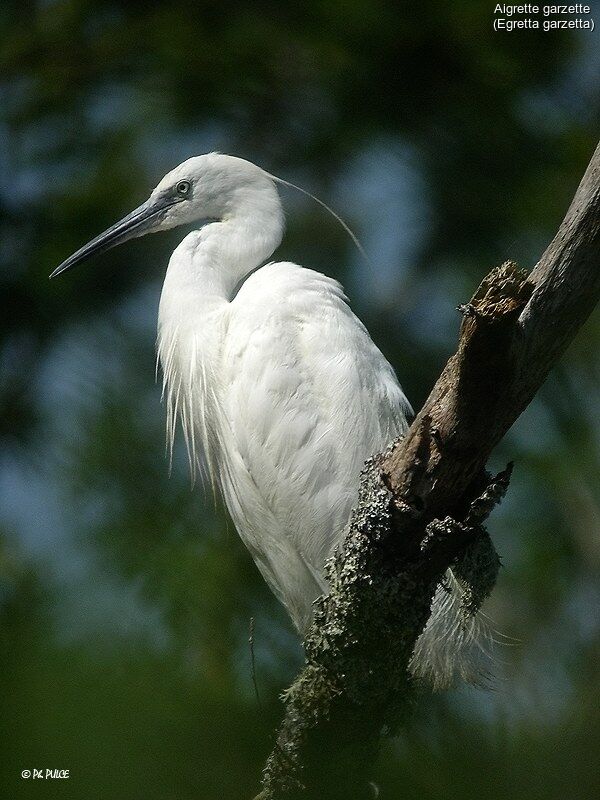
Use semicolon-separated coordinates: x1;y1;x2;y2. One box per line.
49;195;178;279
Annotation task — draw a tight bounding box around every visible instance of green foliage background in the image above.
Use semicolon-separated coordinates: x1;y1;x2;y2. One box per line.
1;2;599;798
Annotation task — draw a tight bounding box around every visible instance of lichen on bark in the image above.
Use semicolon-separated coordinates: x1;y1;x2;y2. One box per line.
259;460;510;800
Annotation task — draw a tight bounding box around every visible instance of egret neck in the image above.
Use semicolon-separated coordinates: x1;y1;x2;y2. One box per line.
156;177;285;481
160;181;285;311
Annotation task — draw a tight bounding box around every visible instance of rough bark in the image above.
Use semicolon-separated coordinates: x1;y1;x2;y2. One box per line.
256;141;600;800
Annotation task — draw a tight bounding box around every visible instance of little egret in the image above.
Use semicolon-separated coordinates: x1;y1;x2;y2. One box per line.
52;153;488;687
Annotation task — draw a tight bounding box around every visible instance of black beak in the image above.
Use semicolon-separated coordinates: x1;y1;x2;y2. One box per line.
49;194;178;279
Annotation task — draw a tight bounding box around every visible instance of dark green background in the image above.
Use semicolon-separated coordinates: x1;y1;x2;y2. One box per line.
1;2;599;798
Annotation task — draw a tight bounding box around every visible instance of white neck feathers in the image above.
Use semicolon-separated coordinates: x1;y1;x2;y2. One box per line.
156;177;284;483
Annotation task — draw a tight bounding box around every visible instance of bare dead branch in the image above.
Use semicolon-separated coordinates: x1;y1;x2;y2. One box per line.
256;140;600;800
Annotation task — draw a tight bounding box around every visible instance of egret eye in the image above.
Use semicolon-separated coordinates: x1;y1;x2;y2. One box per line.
176;180;191;197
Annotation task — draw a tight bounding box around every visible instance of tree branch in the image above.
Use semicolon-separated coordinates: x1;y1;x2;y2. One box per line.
256;140;600;800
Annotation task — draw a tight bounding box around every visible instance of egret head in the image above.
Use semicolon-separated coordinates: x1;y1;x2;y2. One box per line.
50;153;276;279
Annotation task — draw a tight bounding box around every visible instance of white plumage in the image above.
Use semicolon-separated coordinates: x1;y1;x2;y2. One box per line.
52;152;491;687
156;154;411;632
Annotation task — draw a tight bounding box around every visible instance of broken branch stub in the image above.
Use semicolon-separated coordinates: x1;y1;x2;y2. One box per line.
381;261;533;544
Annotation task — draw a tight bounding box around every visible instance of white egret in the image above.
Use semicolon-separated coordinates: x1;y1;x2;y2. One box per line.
51;153;487;687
